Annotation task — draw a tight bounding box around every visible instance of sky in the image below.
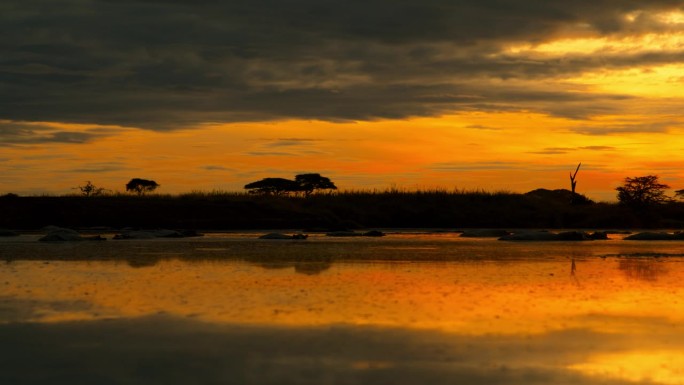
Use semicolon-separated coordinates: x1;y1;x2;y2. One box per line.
2;1;684;201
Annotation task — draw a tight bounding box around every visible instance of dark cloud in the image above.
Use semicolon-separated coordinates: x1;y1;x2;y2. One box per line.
1;0;684;129
67;162;132;173
276;138;319;142
0;122;107;146
245;148;326;157
429;161;587;173
429;161;533;172
265;138;321;147
244;151;299;157
247;137;327;157
529;145;617;154
580;145;616;150
465;125;502;131
529;148;573;155
570;122;674;135
21;154;72;160
202;165;233;171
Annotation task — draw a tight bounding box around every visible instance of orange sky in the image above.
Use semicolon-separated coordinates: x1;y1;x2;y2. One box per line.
3;4;684;201
2;109;683;201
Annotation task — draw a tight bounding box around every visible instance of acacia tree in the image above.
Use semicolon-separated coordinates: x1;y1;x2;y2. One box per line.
616;175;670;207
244;178;301;195
295;173;337;196
126;178;160;195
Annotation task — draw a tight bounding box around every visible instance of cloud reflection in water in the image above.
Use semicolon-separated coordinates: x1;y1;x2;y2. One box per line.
3;236;684;384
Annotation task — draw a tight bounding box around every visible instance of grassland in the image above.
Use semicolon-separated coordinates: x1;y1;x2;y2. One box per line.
2;188;683;230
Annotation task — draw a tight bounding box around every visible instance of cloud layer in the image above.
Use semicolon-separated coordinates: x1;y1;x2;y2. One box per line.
0;122;107;146
3;0;684;129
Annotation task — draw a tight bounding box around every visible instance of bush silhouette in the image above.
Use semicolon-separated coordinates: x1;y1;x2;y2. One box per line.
126;178;160;195
75;181;106;197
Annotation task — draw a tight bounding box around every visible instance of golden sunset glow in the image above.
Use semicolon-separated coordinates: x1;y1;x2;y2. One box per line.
6;4;684;384
3;112;684;200
2;2;684;199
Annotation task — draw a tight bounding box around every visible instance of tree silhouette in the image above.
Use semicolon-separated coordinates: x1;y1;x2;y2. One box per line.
75;181;106;197
616;175;670;207
126;178;160;195
675;189;684;201
244;178;301;196
295;173;337;196
569;163;580;193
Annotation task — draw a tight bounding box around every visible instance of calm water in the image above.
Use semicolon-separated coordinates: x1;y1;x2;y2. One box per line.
2;232;684;384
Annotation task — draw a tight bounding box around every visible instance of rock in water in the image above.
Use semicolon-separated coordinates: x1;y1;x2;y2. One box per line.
555;231;590;241
259;233;308;240
588;231;609;240
113;231;157;240
624;232;682;241
326;231;363;237
460;229;510;238
39;228;105;242
150;229;184;238
113;229;201;239
499;231;559;241
500;230;608;241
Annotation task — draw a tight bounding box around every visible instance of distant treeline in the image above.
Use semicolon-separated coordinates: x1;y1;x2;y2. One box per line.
2;188;684;230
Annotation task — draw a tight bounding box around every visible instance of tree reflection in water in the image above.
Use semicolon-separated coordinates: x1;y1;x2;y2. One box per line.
618;258;667;281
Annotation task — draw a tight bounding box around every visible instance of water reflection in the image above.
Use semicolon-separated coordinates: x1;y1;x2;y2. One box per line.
571;258;576;275
126;257;160;268
1;312;684;385
251;261;333;275
618;258;668;281
294;261;332;275
251;259;333;275
3;235;684;384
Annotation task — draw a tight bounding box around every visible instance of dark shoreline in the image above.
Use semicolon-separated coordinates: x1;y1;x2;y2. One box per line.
2;189;684;230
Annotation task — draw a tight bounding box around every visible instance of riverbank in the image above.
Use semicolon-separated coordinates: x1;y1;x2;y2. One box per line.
2;189;683;230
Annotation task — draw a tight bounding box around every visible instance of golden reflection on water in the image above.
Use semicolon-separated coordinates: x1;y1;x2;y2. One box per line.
3;257;684;336
4;236;684;384
570;351;684;385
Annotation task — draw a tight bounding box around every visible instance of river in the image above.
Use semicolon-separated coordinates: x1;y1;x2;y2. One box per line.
1;231;683;384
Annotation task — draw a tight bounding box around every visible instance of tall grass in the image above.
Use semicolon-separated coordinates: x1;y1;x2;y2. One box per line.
2;188;683;230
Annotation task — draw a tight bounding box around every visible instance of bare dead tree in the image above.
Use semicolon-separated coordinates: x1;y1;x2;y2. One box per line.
570;163;581;195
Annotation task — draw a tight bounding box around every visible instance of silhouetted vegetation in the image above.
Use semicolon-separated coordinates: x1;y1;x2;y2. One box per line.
74;181;107;197
244;173;337;196
569;163;586;204
126;178;160;195
675;189;684;201
569;163;580;194
616;175;670;207
2;188;684;230
295;173;337;196
244;178;301;196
